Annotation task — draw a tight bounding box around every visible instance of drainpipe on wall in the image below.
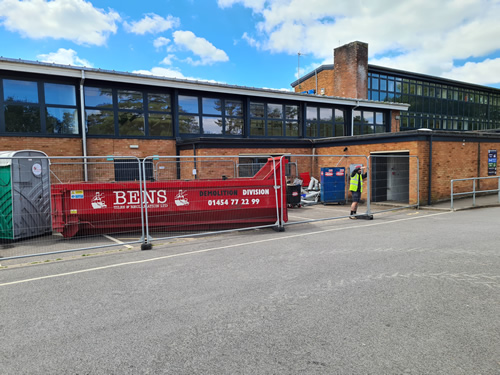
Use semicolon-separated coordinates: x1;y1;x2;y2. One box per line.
193;143;197;180
477;142;481;191
427;131;433;205
80;70;88;181
315;68;318;94
351;100;360;136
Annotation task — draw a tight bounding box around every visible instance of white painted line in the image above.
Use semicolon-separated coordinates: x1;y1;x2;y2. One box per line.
0;211;451;287
103;234;134;249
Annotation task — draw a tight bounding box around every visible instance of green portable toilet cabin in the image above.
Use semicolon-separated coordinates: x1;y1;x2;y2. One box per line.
0;150;52;240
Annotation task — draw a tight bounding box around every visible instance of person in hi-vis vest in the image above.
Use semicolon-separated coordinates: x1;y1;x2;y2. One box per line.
349;165;367;219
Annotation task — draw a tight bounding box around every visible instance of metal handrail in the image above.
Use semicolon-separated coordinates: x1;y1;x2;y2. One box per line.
450;176;500;210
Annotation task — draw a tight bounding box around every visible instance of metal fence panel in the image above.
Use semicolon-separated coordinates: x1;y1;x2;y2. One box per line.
141;154;286;245
1;155;144;260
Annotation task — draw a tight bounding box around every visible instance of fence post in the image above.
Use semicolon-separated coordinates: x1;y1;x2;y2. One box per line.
141;157;152;250
450;180;454;210
472;178;476;207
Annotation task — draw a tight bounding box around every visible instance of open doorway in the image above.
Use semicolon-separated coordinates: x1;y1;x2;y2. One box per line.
371;152;410;203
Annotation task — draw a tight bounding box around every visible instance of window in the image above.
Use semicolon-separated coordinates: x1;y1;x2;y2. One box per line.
306;105;344;137
353;110;386;135
85;87;173;137
45;83;78;134
250;101;300;137
148;93;172;137
3;79;41;133
2;79;78;135
179;95;243;136
117;90;144;136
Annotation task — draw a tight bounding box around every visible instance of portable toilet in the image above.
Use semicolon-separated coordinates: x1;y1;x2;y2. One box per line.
320;167;346;204
0;150;52;240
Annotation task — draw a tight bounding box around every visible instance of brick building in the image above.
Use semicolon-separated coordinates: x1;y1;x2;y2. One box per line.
1;41;499;205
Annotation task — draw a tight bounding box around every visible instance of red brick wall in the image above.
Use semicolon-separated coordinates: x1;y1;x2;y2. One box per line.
293;69;335;96
0;137;82;156
87;139;176;158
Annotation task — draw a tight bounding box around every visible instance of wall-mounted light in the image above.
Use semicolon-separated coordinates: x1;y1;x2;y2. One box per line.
395;116;400;120
130;145;139;149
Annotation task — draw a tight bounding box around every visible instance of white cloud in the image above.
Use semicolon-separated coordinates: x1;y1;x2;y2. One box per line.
0;0;120;46
173;30;229;65
217;0;266;12
242;32;261;49
160;54;176;66
133;67;223;84
153;37;171;50
124;13;179;35
442;58;500;86
225;0;500;87
37;48;92;67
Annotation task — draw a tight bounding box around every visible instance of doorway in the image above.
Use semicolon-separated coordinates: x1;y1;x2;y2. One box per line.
371;152;410;203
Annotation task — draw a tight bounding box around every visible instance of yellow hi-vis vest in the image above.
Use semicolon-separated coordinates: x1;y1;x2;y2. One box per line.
349;173;363;193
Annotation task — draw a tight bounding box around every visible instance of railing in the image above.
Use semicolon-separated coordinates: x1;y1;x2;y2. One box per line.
450;176;500;210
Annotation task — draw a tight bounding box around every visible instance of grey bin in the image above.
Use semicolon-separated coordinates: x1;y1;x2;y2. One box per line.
0;150;52;240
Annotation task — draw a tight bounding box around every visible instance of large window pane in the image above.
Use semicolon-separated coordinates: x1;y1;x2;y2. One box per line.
225;118;243;135
179;115;200;133
203;117;223;134
118;90;143;110
307;106;318;120
375;112;384;124
86;109;114;135
363;112;374;124
320;108;332;121
85;87;113;108
250;119;264;135
3;80;38;103
268;120;283;136
306;122;317;137
118;112;144;136
286;105;298;120
202;98;222;115
45;83;76;105
319;122;333;137
250;102;264;118
286;121;299;137
5;104;41;132
267;104;282;119
148;93;170;111
225;100;243;117
335;109;344;122
149;113;172;136
335;123;344;136
179;95;199;114
46;108;78;134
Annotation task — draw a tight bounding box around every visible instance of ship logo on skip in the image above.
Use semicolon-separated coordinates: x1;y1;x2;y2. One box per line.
91;192;107;209
175;190;189;207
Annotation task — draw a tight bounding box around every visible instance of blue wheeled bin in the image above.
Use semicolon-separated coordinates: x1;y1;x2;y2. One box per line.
320;167;346;204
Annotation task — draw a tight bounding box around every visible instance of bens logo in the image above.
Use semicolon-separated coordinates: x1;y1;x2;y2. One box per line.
113;190;168;205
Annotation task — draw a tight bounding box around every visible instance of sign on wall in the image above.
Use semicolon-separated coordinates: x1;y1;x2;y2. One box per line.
488;150;497;176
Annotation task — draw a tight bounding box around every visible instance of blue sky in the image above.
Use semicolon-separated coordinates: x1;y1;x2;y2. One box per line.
1;0;500;90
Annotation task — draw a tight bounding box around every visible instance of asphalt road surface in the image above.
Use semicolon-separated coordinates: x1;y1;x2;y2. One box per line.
1;207;499;374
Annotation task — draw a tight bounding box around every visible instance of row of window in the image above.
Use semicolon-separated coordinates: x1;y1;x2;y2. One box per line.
368;72;500;131
400;114;500;131
3;78;377;138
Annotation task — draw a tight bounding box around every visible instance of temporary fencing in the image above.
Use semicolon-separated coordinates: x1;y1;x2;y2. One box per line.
0;153;286;260
0;152;419;261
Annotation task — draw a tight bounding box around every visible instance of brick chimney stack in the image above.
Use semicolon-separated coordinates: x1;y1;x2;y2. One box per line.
333;41;368;99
